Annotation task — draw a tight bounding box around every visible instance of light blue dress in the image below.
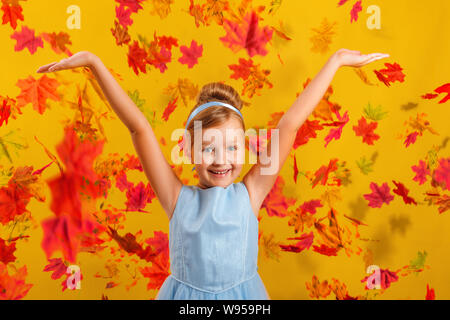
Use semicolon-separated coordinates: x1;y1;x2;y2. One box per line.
156;181;270;300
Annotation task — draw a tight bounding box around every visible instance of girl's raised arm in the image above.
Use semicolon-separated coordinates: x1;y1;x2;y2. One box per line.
37;51;183;220
243;49;389;215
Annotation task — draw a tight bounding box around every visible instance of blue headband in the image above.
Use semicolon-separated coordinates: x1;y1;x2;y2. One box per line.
184;101;243;132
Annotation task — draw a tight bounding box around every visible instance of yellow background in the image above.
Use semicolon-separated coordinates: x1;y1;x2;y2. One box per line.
1;0;449;299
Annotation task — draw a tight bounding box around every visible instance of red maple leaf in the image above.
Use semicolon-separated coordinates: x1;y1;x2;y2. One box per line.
16;75;60;114
0;183;31;225
350;0;362;23
363;182;395;208
229;57;254;80
411;160;430;185
125;181;155;212
300;199;323;214
116;5;133;27
404;131;419;148
178;40;203;68
10;25;43;54
0;238;16;265
426;284;435;300
41;32;73;56
324;109;349;147
0;263;33;299
139;253;170;290
0;99;11;127
392;180;417;205
434;83;450;104
280;232;314;253
434;158;450;191
294;119;324;149
43;258;67;280
115;0;144;13
311;158;339;188
220;10;273;57
312;244;338;256
1;2;24;29
352;116;380;145
127;40;149;75
162;96;178;121
373;62;406;87
361;268;399;290
261;176;297;217
143;231;169;261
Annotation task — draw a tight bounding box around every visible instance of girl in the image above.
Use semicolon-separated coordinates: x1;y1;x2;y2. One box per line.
37;49;389;299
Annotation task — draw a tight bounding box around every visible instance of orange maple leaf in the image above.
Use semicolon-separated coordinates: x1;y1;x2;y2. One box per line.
16;75;60;114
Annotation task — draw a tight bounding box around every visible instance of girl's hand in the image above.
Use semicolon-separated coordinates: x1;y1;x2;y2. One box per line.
333;48;389;68
36;51;97;73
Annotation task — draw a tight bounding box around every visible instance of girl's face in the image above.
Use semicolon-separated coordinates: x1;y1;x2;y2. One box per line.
189;118;245;189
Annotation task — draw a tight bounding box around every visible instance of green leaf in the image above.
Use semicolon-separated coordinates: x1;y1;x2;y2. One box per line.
409;250;427;271
363;102;388;121
356;156;374;175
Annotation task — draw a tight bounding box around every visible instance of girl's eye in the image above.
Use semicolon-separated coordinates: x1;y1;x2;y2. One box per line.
228;146;237;151
203;146;214;153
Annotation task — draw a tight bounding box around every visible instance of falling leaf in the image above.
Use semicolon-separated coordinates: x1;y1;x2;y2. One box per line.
374;62;406;87
111;20;131;46
352;116;380;145
149;0;174;19
162;96;178;121
178;40;203;68
310;18;337;54
305;275;331;299
363;182;394;208
356;156;374;175
220;10;273;57
1;1;24;29
261;176;297;217
350;0;362;23
392;180;417;205
163;78;199;107
10;25;44;54
16;75;60;114
363;103;388;121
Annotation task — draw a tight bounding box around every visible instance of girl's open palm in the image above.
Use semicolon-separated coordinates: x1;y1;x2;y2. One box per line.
334;48;389;68
36;51;95;73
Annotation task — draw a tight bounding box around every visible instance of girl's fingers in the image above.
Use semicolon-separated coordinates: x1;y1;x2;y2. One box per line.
36;62;58;73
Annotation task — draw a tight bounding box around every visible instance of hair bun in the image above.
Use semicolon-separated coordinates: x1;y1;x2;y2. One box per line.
196;82;243;111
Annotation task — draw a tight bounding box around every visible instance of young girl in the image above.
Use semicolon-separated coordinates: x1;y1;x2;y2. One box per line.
37;49;389;299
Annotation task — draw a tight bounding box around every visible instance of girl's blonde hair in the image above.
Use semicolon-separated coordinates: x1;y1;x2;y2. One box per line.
185;82;245;149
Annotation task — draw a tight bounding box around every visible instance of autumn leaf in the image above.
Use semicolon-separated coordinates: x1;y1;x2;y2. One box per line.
312;244;338;256
0;263;33;299
178;40;203;68
16;75;60;114
116;5;133;27
162;96;178;121
392;180;417;205
111;20;131;46
426;284;435;300
139;253;170;290
293;119;324;149
41;31;73;55
311;158;339;188
261;176;297;217
1;1;24;29
363;102;388;121
293;154;299;183
229;58;273;98
411;159;430;185
0;183;31;225
356;156;374;175
280;231;314;253
352;116;380;145
433;158;450;191
361;268;399;290
43;258;67;280
374;62;406;87
115;0;144;13
163;78;199;107
305;275;331;299
149;0;174;19
259;232;281;261
125;181;155;212
0;238;16;264
220;10;273;57
127;40;149;75
324;109;349;147
310;18;337;54
10;25;43;54
350;0;362;23
422;83;450;104
363;182;394;208
354;68;376;86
